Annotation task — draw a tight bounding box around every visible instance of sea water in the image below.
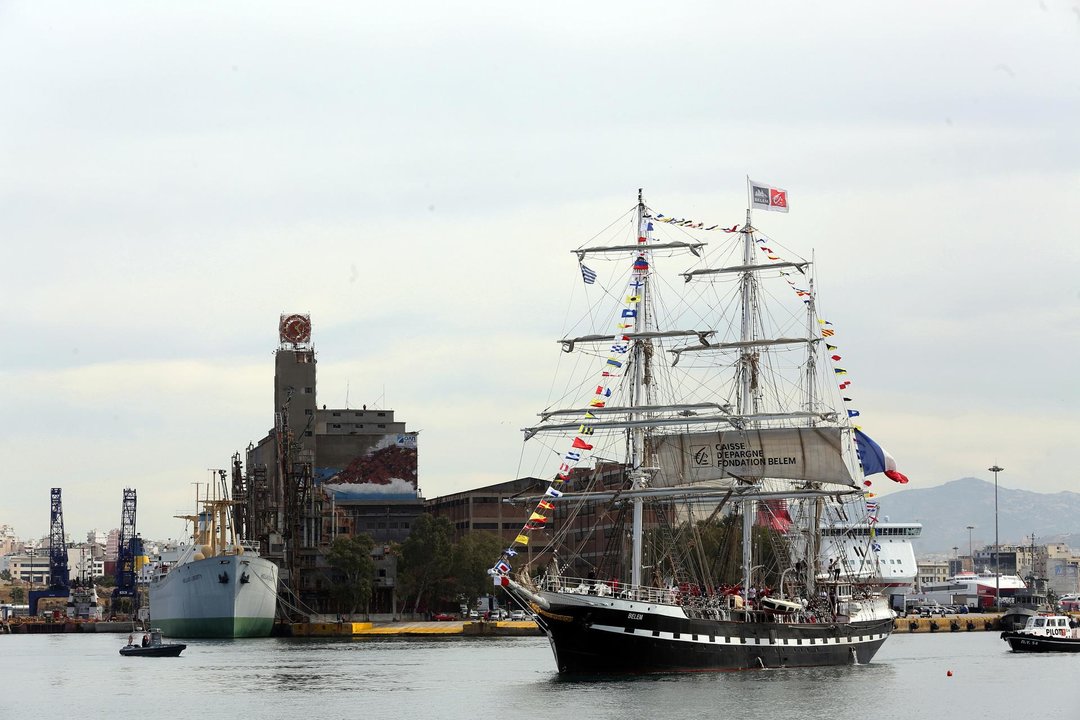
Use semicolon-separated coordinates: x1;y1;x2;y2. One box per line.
2;631;1077;720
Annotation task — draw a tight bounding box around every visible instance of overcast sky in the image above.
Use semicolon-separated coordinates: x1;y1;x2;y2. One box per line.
2;1;1078;543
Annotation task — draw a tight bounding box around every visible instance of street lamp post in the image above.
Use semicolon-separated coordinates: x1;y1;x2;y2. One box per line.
989;464;1004;608
966;525;975;571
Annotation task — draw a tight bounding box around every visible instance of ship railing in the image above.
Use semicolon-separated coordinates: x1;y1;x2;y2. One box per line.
540;576;688;605
540;575;816;623
238;540;261;554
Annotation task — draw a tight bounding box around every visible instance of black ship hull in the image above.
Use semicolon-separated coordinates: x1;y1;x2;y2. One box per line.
525;591;893;674
1001;632;1080;653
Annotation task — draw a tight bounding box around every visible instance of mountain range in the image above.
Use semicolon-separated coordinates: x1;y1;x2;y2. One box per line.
872;477;1080;557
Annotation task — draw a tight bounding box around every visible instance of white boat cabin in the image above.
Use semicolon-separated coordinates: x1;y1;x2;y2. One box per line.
1018;615;1080;639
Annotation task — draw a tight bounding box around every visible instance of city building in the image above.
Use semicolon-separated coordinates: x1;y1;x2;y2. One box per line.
5;550;51;584
1045;543;1080;598
424;477;547;545
0;524;20;556
69;544;105;583
916;560;949;591
104;529;121;562
974;546;1017;576
4;545;103;585
425;463;657;582
238;314;423;616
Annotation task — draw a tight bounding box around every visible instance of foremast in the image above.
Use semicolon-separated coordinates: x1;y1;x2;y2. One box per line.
804;257;822;598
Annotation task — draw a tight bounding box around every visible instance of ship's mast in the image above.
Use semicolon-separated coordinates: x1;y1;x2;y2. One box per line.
739;208;755;607
805;258;817;419
630;188;647;589
805;257;820;596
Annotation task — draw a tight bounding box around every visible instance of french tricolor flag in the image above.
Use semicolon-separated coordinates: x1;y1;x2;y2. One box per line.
854;429;910;484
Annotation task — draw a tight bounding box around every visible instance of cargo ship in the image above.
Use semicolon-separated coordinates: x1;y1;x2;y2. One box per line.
149;498;279;638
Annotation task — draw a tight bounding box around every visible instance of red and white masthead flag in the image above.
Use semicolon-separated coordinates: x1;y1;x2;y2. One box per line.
750;180;789;213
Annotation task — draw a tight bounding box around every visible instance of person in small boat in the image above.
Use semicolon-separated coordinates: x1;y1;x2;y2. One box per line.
141;634;150;647
127;634;134;646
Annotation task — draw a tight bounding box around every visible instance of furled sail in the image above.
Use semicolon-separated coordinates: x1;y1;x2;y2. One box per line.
651;427;856;487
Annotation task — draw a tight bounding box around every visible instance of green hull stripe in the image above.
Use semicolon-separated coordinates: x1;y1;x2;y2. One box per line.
154;616;274;638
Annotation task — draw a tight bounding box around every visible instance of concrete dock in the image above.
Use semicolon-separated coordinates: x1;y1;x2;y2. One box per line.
1;618;541;636
3;620;138;634
286;620;542;637
893;613;1001;633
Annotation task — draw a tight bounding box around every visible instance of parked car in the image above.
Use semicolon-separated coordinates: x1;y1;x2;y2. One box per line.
432;612;457;621
509;609;527;621
917;605;947;618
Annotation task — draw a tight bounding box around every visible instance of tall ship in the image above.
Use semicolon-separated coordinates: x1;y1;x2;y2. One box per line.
493;184;906;673
150;494;279;638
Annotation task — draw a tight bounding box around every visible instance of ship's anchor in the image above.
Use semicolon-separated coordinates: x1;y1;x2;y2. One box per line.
240;572;250;584
218;572;229;584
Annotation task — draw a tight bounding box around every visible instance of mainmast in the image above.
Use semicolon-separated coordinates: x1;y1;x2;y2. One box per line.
630;188;648;589
738;208;756;607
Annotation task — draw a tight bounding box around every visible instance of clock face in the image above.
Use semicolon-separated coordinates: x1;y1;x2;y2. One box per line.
279;314;311;344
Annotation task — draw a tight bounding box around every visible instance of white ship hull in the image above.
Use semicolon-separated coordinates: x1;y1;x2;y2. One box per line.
150;553;279;638
918;572;1027;608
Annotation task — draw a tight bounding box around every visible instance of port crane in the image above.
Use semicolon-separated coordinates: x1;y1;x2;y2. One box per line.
111;488;141;616
28;488;70;616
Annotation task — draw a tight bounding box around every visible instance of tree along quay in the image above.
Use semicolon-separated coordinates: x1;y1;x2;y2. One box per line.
329;515;506;620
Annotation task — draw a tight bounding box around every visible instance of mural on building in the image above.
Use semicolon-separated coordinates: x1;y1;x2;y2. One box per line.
317;433;418;501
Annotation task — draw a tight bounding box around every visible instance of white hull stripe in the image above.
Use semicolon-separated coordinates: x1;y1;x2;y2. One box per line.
590;623;888;647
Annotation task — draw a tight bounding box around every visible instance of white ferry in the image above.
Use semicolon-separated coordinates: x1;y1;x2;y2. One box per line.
918;570;1027;609
822;521;921;609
